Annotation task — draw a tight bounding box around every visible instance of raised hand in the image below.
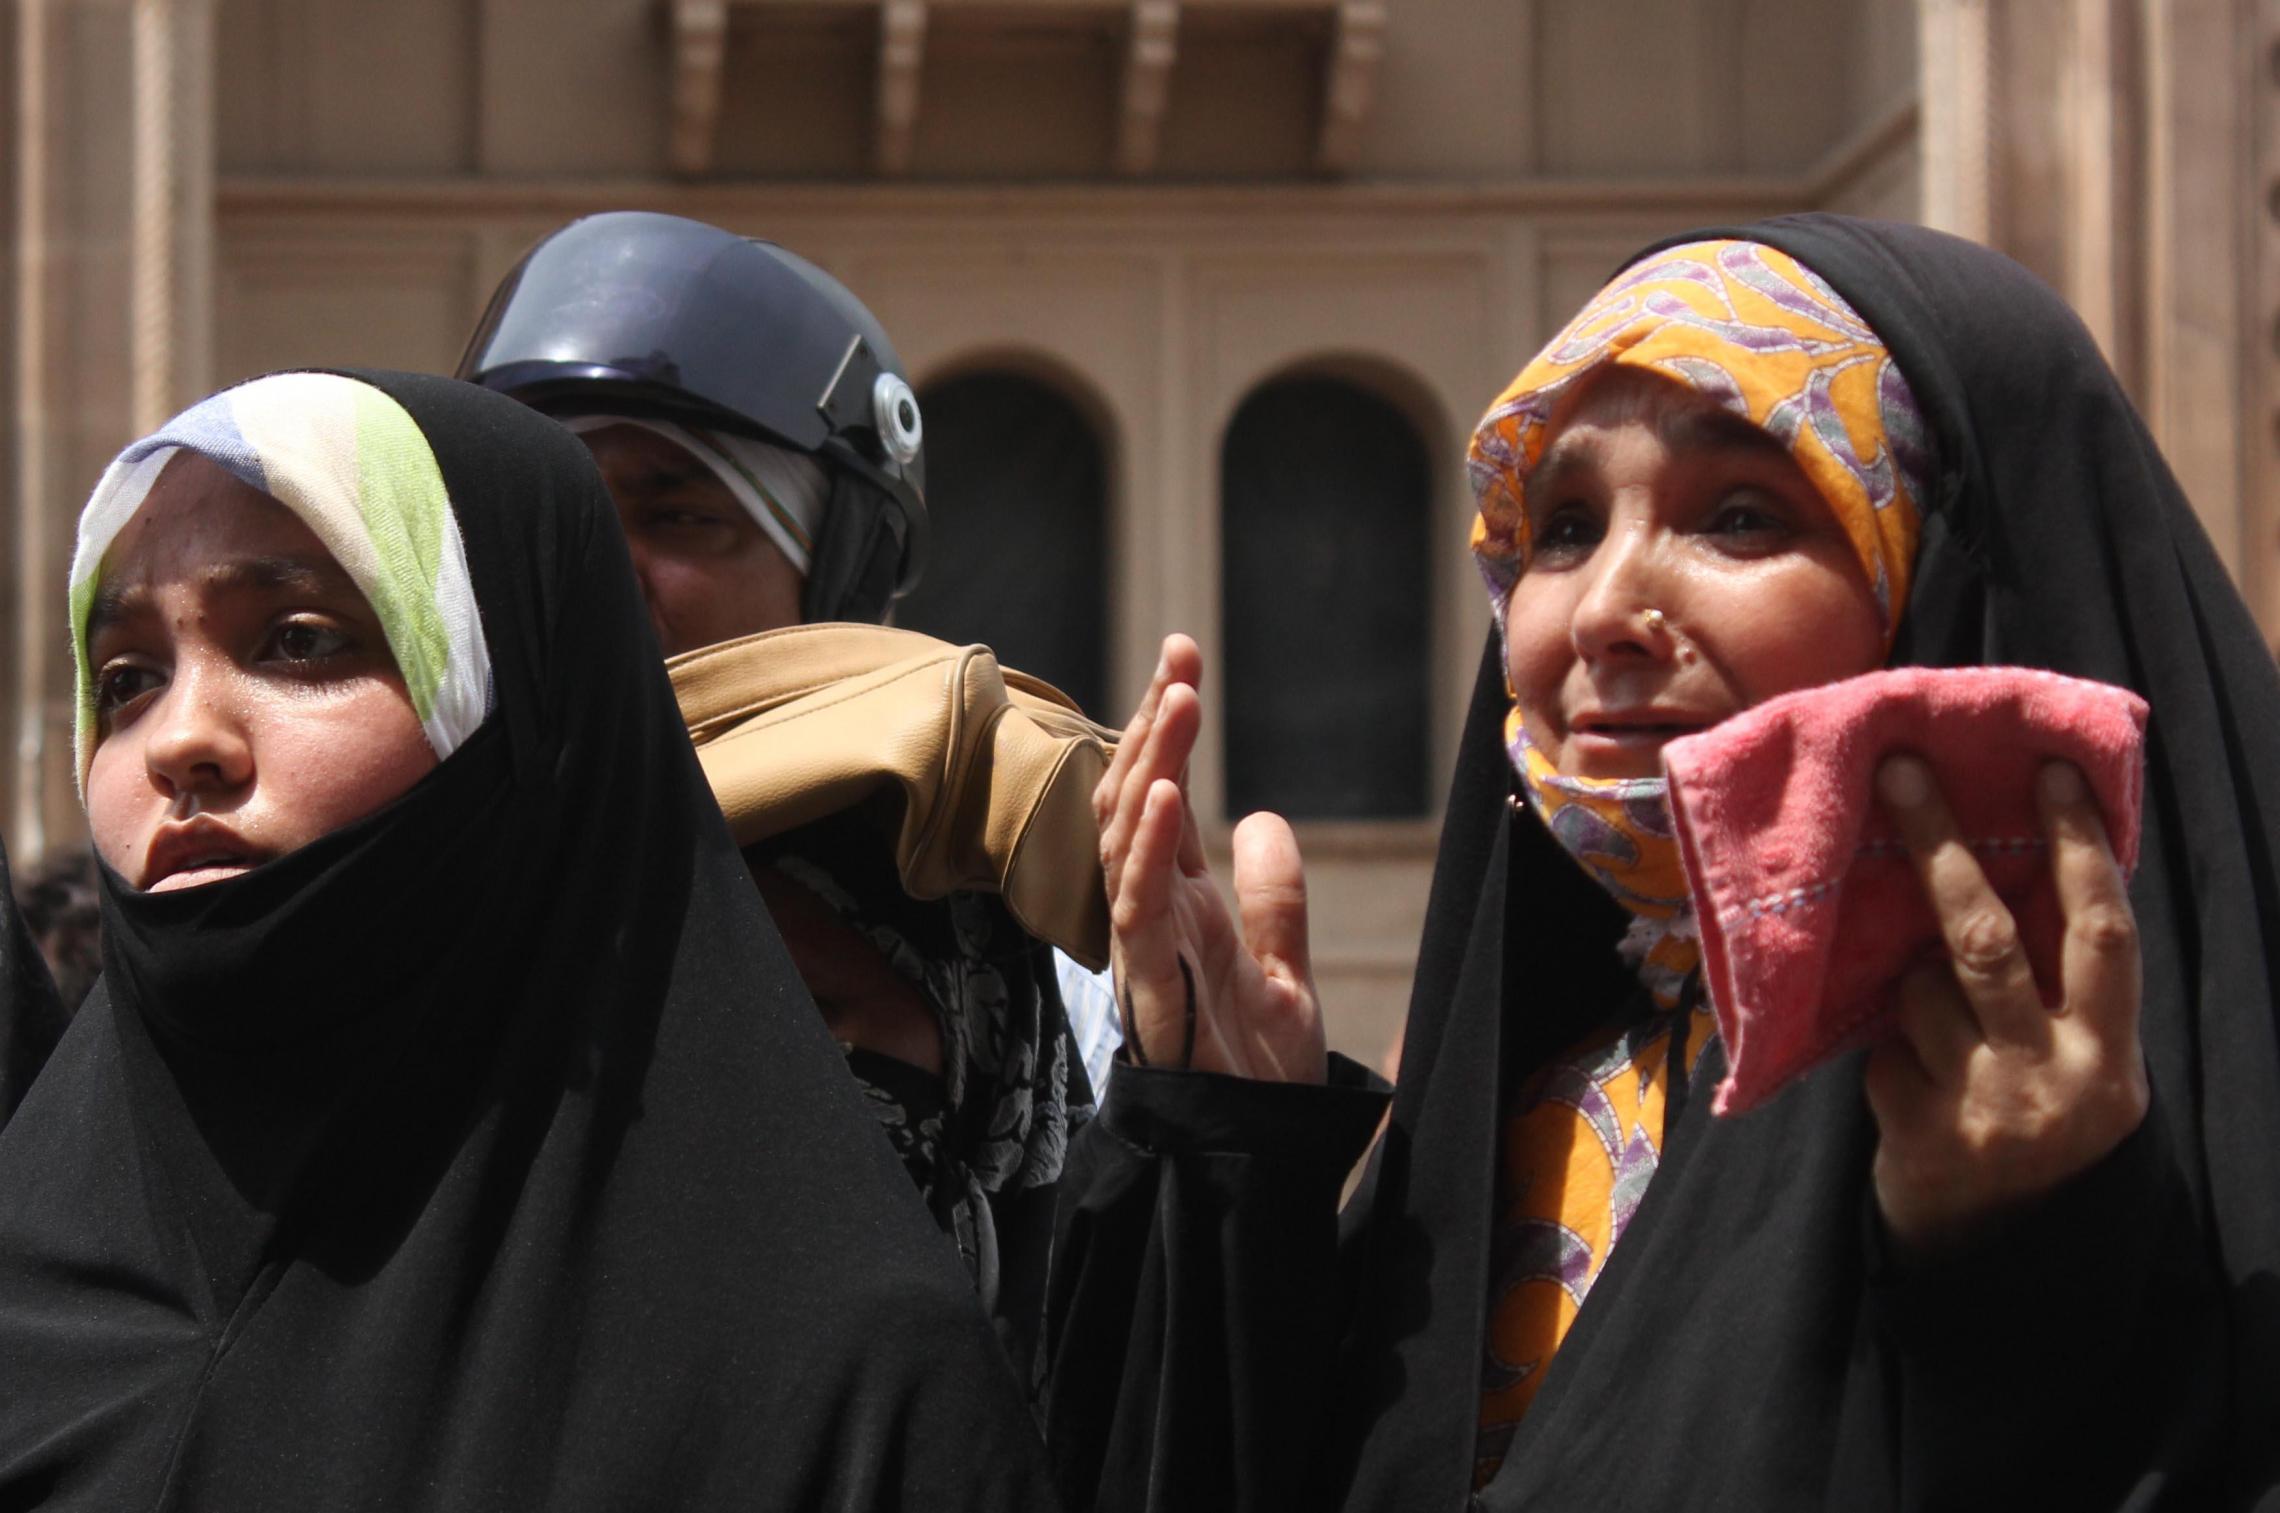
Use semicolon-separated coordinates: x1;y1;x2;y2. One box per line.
1094;635;1326;1084
1863;755;2150;1253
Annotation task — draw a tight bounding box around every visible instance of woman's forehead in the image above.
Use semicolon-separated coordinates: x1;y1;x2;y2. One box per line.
89;453;358;626
1527;368;1796;485
107;452;325;566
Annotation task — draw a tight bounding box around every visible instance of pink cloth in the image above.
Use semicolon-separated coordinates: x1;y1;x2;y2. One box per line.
1662;667;2148;1116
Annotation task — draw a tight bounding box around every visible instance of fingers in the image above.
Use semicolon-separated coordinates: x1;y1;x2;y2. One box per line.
1231;812;1311;990
1864;756;2153;1255
1099;657;1204;903
1865;963;1969;1132
1876;755;2046;1048
1861;1031;1935;1142
1095;638;1196;830
1167;688;1210;876
1111;777;1196;1063
2035;760;2141;1042
1095;639;1202;819
1890;960;1980;1089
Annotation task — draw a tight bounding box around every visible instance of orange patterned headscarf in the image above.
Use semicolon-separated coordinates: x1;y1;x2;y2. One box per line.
1468;238;1929;632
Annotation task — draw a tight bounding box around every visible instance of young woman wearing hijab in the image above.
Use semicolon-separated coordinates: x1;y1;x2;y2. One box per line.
1048;214;2270;1510
0;369;1059;1510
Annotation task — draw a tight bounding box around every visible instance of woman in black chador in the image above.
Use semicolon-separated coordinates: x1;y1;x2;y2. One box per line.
0;369;1058;1510
1049;216;2278;1509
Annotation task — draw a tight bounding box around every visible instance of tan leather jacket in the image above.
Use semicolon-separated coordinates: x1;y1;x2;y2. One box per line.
667;623;1116;969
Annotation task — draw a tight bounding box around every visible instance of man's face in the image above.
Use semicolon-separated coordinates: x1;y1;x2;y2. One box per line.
577;423;804;656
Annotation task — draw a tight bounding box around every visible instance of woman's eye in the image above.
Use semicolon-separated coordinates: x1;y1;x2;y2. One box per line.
94;661;162;718
1705;493;1792;540
1529;508;1602;564
265;618;354;664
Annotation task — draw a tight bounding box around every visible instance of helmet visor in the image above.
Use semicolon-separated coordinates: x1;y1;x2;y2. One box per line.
459;213;878;457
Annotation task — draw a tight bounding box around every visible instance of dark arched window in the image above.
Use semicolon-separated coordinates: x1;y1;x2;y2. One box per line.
1221;375;1432;820
894;370;1110;718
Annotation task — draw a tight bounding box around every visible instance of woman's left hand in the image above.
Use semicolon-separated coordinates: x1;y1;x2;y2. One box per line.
1862;756;2150;1254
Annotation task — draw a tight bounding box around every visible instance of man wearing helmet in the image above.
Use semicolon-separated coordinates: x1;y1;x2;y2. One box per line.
460;211;929;642
460;213;1117;1383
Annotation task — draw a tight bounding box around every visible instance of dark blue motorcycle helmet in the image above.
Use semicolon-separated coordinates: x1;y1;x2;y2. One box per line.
458;212;926;624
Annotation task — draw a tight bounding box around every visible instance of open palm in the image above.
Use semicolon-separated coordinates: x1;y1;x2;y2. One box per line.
1094;635;1325;1083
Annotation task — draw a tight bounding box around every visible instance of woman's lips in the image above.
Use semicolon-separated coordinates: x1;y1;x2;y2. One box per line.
1563;712;1718;773
141;819;269;891
147;861;257;893
1570;712;1714;745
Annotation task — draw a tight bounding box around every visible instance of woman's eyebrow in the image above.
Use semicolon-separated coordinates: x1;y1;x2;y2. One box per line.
1519;440;1592;510
85;555;360;643
1659;403;1794;464
200;554;359;600
83;582;147;643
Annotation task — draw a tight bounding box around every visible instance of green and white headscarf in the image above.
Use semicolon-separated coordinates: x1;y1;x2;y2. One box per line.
68;371;492;788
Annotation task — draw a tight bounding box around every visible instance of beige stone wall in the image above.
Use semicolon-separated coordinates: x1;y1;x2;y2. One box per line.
197;182;1817;1063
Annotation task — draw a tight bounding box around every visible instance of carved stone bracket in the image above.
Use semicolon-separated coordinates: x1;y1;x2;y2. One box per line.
876;0;928;176
667;0;729;177
666;0;1372;180
1318;0;1385;176
1116;0;1179;177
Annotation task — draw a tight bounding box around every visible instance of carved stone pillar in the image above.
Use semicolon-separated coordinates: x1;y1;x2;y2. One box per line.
5;0;213;858
2254;0;2280;643
1919;0;2140;382
1921;0;2278;649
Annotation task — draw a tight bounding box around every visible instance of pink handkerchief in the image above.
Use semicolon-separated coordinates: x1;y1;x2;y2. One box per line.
1662;667;2148;1116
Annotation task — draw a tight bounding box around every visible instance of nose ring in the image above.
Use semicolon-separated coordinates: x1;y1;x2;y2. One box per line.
1641;608;1667;632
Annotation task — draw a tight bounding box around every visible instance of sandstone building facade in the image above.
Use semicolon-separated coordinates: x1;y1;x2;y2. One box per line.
5;0;2274;1058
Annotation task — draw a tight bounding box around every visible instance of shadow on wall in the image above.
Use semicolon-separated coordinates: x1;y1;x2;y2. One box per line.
895;365;1113;721
1221;366;1437;824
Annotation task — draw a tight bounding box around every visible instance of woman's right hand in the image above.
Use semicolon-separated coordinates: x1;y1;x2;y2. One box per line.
1095;635;1326;1084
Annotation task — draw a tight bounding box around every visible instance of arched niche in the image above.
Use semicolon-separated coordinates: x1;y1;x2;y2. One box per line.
894;362;1113;719
1219;367;1435;821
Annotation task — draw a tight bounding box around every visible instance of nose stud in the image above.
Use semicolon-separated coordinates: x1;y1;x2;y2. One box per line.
1640;606;1692;662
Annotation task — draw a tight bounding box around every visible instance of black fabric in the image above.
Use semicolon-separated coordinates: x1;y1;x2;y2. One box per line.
0;371;1056;1511
756;807;1097;1389
0;837;66;1129
1044;1055;1391;1511
1045;216;2270;1510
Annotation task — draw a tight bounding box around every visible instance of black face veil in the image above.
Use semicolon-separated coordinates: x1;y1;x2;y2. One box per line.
0;371;1055;1510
